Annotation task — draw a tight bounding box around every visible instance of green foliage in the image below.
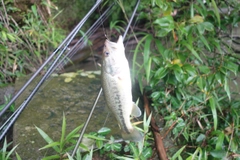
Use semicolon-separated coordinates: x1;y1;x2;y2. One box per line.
36;113;85;159
0;138;20;160
132;0;240;159
36;111;154;159
0;1;65;85
0;94;14;112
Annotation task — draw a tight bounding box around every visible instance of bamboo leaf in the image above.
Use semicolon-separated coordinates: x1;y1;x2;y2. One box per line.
199;35;211;51
35;126;60;152
15;152;22;160
132;33;148;80
39;141;60;150
60;113;66;149
97;127;111;136
224;76;231;100
66;124;83;142
209;97;217;130
182;41;202;63
211;0;220;26
41;155;61;160
171;145;186;160
216;132;224;150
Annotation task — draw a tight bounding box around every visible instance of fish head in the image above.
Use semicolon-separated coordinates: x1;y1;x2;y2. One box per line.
102;36;126;76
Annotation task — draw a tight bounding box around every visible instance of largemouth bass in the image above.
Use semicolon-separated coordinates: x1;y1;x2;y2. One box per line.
101;36;143;142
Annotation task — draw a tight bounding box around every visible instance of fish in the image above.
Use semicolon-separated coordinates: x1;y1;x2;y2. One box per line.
101;35;143;142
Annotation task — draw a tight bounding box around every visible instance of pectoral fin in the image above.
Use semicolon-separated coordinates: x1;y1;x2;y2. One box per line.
131;103;141;117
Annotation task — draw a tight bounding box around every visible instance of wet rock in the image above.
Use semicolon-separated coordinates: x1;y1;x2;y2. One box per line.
13;71;120;159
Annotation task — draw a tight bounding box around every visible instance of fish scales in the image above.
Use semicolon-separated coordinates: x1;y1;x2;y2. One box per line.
101;36;143;142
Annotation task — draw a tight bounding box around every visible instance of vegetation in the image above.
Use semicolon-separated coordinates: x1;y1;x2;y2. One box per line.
0;0;240;159
132;0;240;159
0;0;65;85
35;112;152;159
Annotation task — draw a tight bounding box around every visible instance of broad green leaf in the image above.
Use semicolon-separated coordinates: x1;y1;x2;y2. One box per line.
154;16;174;37
215;72;223;85
210;150;227;158
31;5;38;18
209;97;217;130
188;15;204;24
96;139;103;149
182;41;202;63
197;23;205;34
216;132;224;150
151;91;161;100
183;64;196;76
224;61;238;75
154;67;167;79
97;127;111;136
196;134;206;142
202;22;214;31
129;142;139;158
116;156;134;160
142;147;152;158
66;124;83;142
199;65;210;74
199;35;211;51
112;143;122;152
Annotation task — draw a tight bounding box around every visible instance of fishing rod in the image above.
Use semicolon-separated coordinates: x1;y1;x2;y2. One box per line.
0;0;103;118
0;0;107;141
71;0;140;157
47;2;115;77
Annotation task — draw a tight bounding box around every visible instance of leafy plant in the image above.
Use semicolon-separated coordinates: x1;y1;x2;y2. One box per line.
132;0;240;159
36;113;85;160
0;94;15;112
36;110;154;159
0;1;65;85
0;138;20;160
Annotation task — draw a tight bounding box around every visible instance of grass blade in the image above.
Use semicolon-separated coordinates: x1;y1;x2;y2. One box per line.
209;96;217;130
35;126;60;152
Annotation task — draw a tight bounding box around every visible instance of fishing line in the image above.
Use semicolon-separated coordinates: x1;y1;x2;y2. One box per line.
0;0;104;118
47;3;115;76
0;0;104;141
71;0;140;157
0;1;117;142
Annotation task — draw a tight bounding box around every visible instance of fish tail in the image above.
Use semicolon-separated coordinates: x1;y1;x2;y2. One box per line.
121;128;144;142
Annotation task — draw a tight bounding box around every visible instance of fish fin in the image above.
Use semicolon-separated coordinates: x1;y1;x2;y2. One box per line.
117;35;123;43
131;103;141;117
121;128;144;142
117;35;124;48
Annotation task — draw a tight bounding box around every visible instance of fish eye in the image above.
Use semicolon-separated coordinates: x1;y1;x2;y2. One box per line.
105;52;109;56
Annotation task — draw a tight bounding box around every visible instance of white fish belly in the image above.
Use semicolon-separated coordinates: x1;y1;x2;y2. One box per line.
102;72;133;134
